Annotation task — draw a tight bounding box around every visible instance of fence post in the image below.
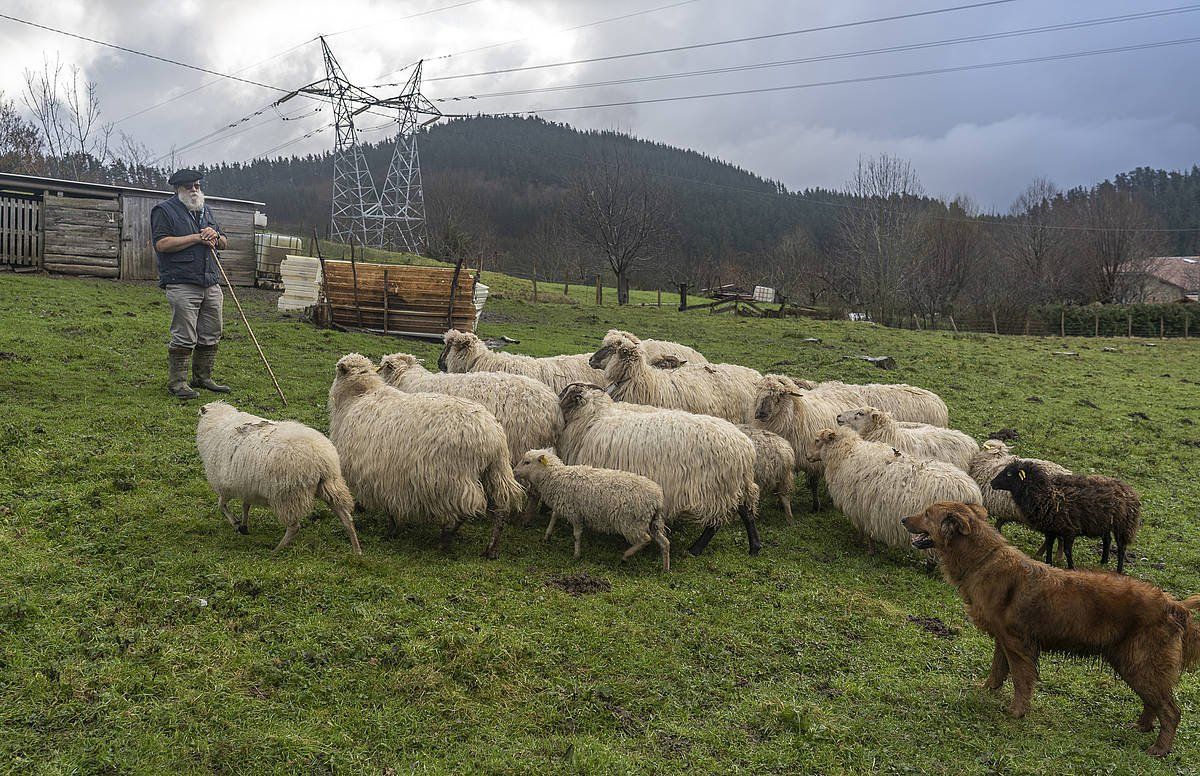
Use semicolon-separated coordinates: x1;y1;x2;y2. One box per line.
679;283;688;312
531;274;538;301
657;288;662;308
563;281;569;295
949;315;958;333
595;274;602;306
1060;309;1065;338
1127;310;1132;337
1023;315;1029;336
382;268;390;335
991;310;999;335
1186;313;1191;339
913;313;922;331
1094;311;1099;337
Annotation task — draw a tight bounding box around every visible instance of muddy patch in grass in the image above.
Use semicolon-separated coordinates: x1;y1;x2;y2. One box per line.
907;615;958;639
547;572;612;597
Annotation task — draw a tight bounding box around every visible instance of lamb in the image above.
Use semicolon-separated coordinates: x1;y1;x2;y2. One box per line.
836;406;979;471
378;352;563;464
811;426;983;554
195;401;362;554
990;460;1141;573
798;380;949;426
514;448;670;571
328;353;525;558
557;383;761;556
968;439;1071;532
602;340;761;423
588;328;708;371
752;374;952;513
736;424;796;524
439;329;605;394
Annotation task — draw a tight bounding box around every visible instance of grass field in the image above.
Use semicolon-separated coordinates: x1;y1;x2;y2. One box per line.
2;270;1200;774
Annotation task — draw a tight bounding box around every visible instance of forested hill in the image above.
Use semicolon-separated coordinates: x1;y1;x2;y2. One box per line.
200;115;848;276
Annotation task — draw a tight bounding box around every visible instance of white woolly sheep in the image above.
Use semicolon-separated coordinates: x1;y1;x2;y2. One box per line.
836;406;978;472
328;353;525;558
588;329;708;371
378;352;563;465
812;426;983;555
968;439;1071;531
800;380;949;426
736;424;796;524
752;374;951;513
195;401;361;554
603;339;761;423
439;329;605;393
557;383;761;556
514;448;670;571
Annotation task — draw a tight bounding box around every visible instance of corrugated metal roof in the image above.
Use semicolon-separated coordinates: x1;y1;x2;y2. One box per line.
1144;256;1200;291
0;171;265;207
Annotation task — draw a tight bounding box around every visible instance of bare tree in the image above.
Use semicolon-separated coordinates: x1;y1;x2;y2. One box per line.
763;226;830;305
837;154;927;322
0;92;42;174
1067;183;1165;303
22;56;111;180
568;148;672;305
909;196;990;321
1003;177;1070;305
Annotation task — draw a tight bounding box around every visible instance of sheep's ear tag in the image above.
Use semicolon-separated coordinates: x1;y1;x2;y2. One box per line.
538;454;548;465
1018;469;1026;480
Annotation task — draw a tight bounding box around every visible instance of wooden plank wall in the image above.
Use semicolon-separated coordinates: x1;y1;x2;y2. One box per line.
322;261;478;334
42;196;120;278
0;196;41;267
207;203;256;286
119;194;160;281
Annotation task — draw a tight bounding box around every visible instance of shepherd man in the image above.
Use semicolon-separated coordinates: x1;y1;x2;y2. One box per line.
151;169;231;399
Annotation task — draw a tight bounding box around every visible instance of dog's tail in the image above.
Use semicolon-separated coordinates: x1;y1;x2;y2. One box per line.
1179;595;1200;671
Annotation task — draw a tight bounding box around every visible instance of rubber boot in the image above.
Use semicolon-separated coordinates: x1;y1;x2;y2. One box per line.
190;343;231;393
168;347;200;399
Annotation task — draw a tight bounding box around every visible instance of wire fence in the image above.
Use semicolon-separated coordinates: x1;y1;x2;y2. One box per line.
881;304;1197;339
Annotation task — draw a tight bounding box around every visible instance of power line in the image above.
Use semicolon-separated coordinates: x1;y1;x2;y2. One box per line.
435;4;1200;102
503;36;1200;114
422;0;1020;83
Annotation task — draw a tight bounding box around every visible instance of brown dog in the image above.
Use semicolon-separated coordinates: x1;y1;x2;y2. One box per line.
902;501;1200;757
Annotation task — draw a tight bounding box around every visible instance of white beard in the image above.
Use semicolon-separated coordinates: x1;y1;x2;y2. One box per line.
179;190;205;212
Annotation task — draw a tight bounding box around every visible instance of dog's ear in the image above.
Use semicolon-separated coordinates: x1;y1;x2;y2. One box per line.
966;503;989;522
941;504;973;536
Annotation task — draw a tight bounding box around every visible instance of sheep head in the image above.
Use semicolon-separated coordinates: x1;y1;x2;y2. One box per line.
835;406;882;434
650;355;688;369
558;382;608;421
198;400;234;419
990;460;1038;494
980;439;1011;456
753;374;804;424
513;447;561;483
378;353;420;385
589;329;638;369
438;329;479;372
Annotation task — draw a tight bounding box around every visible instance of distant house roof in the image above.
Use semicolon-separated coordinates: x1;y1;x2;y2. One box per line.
0;171;265;207
1143;256;1200;292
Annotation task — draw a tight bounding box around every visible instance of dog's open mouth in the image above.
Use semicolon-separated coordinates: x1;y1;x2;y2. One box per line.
909;531;934;550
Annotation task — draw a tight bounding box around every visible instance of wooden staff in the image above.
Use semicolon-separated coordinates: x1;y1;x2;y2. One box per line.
210;246;287;405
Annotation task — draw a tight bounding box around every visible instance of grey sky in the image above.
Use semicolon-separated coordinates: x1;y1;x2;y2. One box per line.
1;0;1197;211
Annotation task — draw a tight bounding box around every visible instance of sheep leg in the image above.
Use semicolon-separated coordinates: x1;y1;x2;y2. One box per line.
622;533;652;563
333;504;362;556
1116;537;1127;574
543;512;559;542
439;515;468;552
572;525;584;560
779;490;794;526
521;496;541;527
274;522;300;552
218;495;238;530
1039;535;1055;565
687;525;719;557
1100;532;1112;565
652;528;671;572
239;502;250;535
807;473;821;512
739;504;762;556
482;509;505;559
1062;535;1076;569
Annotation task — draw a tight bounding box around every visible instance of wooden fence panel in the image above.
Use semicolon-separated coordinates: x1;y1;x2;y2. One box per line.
0;196;42;267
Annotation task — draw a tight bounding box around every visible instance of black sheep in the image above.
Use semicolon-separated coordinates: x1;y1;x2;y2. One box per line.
990;460;1141;573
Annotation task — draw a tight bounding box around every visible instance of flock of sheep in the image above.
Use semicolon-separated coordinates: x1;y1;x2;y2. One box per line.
195;327;1142;573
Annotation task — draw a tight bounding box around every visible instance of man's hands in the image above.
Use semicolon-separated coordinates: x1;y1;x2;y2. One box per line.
154;229;227;254
199;226;220;246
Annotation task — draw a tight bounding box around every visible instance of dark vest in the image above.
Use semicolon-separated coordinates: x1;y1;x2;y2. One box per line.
152;196;221;288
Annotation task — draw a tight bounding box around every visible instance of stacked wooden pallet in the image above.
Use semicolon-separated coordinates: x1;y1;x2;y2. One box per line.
41;196;120;278
277;255;322;311
321;260;479;337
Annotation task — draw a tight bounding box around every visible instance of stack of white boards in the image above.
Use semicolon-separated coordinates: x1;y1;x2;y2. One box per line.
473;282;490;325
278;255;322;311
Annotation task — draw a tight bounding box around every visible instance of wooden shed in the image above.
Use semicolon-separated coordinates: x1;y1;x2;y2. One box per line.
0;172;263;285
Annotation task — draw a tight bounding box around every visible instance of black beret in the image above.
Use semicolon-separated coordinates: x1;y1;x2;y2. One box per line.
168;169;204;187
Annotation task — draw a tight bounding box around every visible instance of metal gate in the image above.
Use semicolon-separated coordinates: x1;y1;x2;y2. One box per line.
0;195;41;267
